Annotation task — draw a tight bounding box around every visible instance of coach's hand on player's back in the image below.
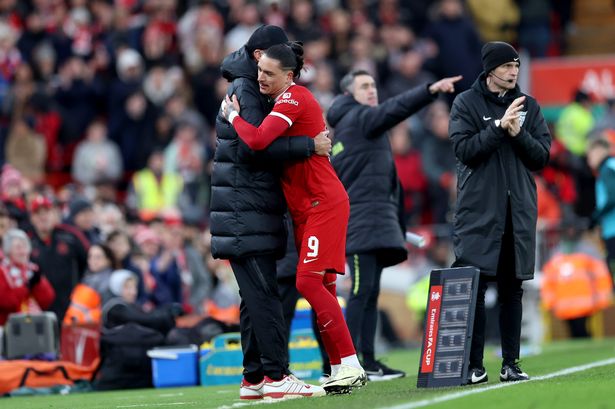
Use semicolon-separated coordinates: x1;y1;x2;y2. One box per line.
314;129;331;157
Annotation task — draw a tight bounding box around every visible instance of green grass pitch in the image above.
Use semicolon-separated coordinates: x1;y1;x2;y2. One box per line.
3;338;615;409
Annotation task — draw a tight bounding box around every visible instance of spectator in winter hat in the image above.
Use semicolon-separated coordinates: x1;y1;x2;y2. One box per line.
0;228;55;325
1;165;27;226
102;268;178;335
67;197;101;244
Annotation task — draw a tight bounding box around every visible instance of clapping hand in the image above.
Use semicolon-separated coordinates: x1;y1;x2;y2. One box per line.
501;96;525;137
27;270;42;290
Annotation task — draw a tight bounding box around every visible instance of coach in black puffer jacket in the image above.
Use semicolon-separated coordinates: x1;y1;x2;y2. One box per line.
210;48;315;260
209;25;328;387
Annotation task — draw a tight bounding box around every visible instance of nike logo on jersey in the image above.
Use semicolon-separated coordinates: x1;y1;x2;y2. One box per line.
303;258;319;264
482;116;491;121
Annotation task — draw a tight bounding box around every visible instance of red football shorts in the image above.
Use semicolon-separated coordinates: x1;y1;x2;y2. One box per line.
294;199;349;274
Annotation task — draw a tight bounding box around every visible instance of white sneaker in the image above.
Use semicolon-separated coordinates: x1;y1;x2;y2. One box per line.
239;378;264;400
322;364;367;394
262;375;326;399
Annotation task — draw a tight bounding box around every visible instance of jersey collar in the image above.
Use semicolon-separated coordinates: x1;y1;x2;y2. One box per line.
274;82;296;101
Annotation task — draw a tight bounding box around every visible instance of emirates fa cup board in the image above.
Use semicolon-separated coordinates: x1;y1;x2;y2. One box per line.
417;266;479;388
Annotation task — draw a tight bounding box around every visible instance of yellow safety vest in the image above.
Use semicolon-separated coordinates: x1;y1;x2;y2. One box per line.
133;169;183;212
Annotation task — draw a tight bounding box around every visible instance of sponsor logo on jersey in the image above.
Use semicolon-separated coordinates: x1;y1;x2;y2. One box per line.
282;92;292;98
276;98;299;106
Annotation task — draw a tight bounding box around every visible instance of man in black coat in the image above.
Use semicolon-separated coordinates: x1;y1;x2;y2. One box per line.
26;195;89;322
449;41;551;384
327;69;460;381
210;25;330;399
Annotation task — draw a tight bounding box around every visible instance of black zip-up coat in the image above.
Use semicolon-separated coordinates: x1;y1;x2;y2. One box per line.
27;224;89;322
210;47;315;259
449;73;551;279
327;85;436;267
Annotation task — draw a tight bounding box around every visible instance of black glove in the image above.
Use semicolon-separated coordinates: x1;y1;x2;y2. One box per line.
27;270;42;289
168;303;185;318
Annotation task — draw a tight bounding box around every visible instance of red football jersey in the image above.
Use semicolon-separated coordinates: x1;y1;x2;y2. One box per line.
232;84;348;218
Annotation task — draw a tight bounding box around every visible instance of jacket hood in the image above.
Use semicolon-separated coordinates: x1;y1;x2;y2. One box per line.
220;46;258;82
471;72;521;106
326;94;359;127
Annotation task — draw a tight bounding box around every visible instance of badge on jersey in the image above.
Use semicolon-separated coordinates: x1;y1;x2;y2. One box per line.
277;92;299;106
519;111;527;127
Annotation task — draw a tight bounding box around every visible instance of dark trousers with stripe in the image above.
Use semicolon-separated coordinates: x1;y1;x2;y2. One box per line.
466;204;524;369
231;255;289;383
345;252;382;364
603;236;615;284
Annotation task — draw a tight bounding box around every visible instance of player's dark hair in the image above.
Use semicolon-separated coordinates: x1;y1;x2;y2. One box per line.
264;42;304;79
339;69;371;93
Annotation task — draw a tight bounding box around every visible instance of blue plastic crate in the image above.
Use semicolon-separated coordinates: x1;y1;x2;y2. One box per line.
147;345;199;388
199;333;244;386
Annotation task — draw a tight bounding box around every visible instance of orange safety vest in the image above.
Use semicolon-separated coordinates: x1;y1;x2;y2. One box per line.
541;253;613;320
63;284;102;325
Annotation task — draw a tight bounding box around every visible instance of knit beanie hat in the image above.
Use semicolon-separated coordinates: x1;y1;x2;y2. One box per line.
481;41;520;74
69;197;92;220
1;165;21;191
245;25;288;54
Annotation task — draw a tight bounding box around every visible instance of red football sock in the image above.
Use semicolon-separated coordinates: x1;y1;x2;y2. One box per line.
296;270;355;361
321;272;340;365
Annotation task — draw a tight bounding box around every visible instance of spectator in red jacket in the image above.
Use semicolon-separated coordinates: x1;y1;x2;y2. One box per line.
0;228;55;325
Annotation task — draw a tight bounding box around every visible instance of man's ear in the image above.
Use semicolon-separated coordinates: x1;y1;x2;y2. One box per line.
253;49;263;61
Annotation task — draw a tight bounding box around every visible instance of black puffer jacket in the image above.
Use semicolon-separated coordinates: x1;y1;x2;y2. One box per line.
449;73;551;279
210;47;315;259
327;86;435;267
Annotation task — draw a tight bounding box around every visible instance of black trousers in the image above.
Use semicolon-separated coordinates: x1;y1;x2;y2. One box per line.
567;317;590;338
278;274;300;340
467;207;524;369
603;236;615;284
231;255;288;382
345;252;382;363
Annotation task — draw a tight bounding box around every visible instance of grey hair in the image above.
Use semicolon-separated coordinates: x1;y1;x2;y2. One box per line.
3;228;31;255
339;69;372;93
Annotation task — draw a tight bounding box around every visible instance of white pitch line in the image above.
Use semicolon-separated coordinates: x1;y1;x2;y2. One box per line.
218;398;297;409
116;402;198;408
382;357;615;409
